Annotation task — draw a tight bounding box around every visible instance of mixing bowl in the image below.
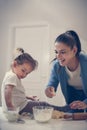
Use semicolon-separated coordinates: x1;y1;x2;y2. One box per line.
33;106;53;123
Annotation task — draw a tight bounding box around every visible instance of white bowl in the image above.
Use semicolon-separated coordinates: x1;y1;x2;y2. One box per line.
5;110;19;122
33;106;53;123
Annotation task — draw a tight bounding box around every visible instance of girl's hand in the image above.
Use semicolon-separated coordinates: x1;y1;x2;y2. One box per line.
45;87;56;98
7;105;16;111
70;100;87;109
26;96;39;101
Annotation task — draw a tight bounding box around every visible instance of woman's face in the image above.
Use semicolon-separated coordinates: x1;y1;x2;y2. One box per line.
13;62;33;79
55;42;77;66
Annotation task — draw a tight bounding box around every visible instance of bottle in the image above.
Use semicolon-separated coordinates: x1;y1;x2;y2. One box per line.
64;113;87;120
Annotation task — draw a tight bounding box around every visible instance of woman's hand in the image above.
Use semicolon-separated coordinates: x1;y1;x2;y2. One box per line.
70;100;87;109
45;87;56;98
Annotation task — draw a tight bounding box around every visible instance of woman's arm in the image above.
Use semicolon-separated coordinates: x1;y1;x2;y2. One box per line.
70;100;87;110
45;61;59;98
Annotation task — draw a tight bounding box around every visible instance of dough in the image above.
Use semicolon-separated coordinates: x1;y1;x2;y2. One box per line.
52;110;65;119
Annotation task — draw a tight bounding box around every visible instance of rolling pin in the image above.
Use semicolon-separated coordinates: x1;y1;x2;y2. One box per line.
64;112;87;120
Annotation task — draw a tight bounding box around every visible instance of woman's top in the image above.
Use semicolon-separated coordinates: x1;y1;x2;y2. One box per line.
47;53;87;104
65;64;83;90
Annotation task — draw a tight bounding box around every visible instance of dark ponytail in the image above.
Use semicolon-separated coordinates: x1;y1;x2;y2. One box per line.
65;30;81;56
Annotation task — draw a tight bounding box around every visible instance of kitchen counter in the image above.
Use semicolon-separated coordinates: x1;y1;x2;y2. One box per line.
0;107;87;130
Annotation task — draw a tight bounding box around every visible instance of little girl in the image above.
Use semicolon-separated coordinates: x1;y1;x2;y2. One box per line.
1;48;70;116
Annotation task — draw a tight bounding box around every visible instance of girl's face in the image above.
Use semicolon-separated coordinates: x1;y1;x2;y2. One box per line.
13;62;33;79
55;42;77;67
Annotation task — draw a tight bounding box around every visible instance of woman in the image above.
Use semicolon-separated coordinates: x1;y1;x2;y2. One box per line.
45;30;87;112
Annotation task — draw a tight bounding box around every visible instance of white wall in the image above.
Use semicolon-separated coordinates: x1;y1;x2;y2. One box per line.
0;0;87;105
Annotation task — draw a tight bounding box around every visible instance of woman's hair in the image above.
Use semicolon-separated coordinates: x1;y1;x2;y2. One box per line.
51;30;81;63
55;31;81;57
65;30;81;56
13;48;38;70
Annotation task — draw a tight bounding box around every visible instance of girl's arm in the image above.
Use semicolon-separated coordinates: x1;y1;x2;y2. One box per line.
5;85;15;110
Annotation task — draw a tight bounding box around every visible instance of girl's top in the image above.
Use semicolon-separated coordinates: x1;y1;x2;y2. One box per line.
1;70;28;113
